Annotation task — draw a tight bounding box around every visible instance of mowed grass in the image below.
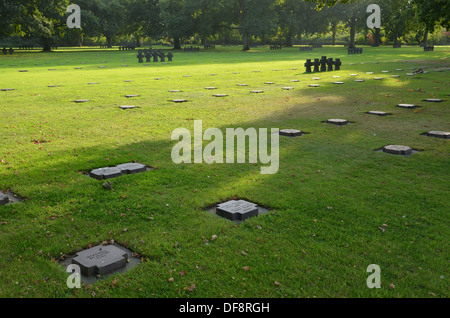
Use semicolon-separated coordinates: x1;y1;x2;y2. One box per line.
0;46;449;298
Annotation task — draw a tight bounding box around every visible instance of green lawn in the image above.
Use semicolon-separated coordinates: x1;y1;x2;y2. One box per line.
0;45;449;298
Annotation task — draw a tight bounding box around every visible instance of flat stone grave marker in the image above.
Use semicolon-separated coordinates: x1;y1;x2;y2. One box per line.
355;80;365;82
374;77;384;80
154;78;163;80
172;99;188;103
366;72;374;75
124;80;132;82
168;90;182;93
251;90;264;93
237;84;248;86
333;82;344;85
291;80;299;82
326;119;349;126
183;75;192;77
89;167;123;180
367;111;391;116
48;85;59;87
332;76;340;78
406;73;414;76
282;87;294;90
309;84;320;87
87;82;99;85
0;192;10;205
214;94;228;97
115;163;147;174
423;131;450;139
98;66;105;68
18;70;28;72
397;103;417;109
382;145;414;156
311;77;320;80
423;99;443;103
350;74;358;76
1;88;14;91
264;82;275;85
381;70;389;73
215;200;259;221
71;244;128;276
75;67;83;69
125;95;139;98
279;129;303;137
74;99;89;103
119;105;136;110
395;69;403;71
391;75;400;78
204;87;217;90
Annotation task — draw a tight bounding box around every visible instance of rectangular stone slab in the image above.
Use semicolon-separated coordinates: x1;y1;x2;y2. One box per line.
0;192;10;205
216;200;259;221
116;163;147;174
72;245;128;276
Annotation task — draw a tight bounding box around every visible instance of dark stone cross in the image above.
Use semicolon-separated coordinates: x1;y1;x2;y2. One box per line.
160;52;166;62
167;52;173;62
320;56;327;72
144;50;151;63
304;59;312;73
334;58;342;71
152;51;159;62
313;58;320;72
327;58;334;71
137;50;143;63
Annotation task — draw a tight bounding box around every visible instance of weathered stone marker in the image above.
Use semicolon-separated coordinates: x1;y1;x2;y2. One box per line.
89;167;123;180
383;145;413;155
397;103;417;109
279;129;303;137
115;163;147;174
72;245;128;276
423;131;450;139
367;111;390;116
216;200;259;221
0;192;10;205
326;119;349;125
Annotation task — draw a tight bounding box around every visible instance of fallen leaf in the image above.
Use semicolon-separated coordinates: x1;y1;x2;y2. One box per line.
184;284;196;292
168;277;174;282
389;283;395;290
274;281;281;286
242;266;250;271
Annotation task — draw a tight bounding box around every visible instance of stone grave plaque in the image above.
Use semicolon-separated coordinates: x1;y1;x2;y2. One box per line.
124;80;132;82
168;90;182;93
216;200;259;221
204;87;217;90
311;77;320;80
397;104;417;109
264;82;275;85
424;131;450;139
282;87;294;90
0;192;10;205
119;105;136;110
125;95;139;98
383;145;413;155
154;78;163;80
48;85;59;87
214;94;228;97
309;84;320;87
381;70;389;73
333;82;344;85
18;70;28;72
391;75;400;78
172;99;188;103
395;69;403;71
332;76;340;78
74;100;89;103
367;111;390;116
373;77;384;80
251;90;264;93
72;245;128;276
279;129;303;137
350;74;358;76
1;88;15;91
355;80;364;82
423;99;443;103
326;119;349;126
366;72;374;75
116;163;147;174
237;84;248;86
291;80;300;82
89;167;123;180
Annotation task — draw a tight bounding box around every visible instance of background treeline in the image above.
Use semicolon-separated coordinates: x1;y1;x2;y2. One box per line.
0;0;448;51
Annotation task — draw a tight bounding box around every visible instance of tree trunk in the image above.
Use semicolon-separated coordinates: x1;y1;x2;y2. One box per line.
41;37;52;52
173;37;182;50
261;33;266;46
349;18;356;48
106;35;113;48
285;29;293;47
242;30;250;51
423;28;428;46
331;22;337;46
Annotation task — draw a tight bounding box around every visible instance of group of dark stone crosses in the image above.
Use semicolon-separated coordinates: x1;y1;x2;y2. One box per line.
305;56;342;73
137;48;173;63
